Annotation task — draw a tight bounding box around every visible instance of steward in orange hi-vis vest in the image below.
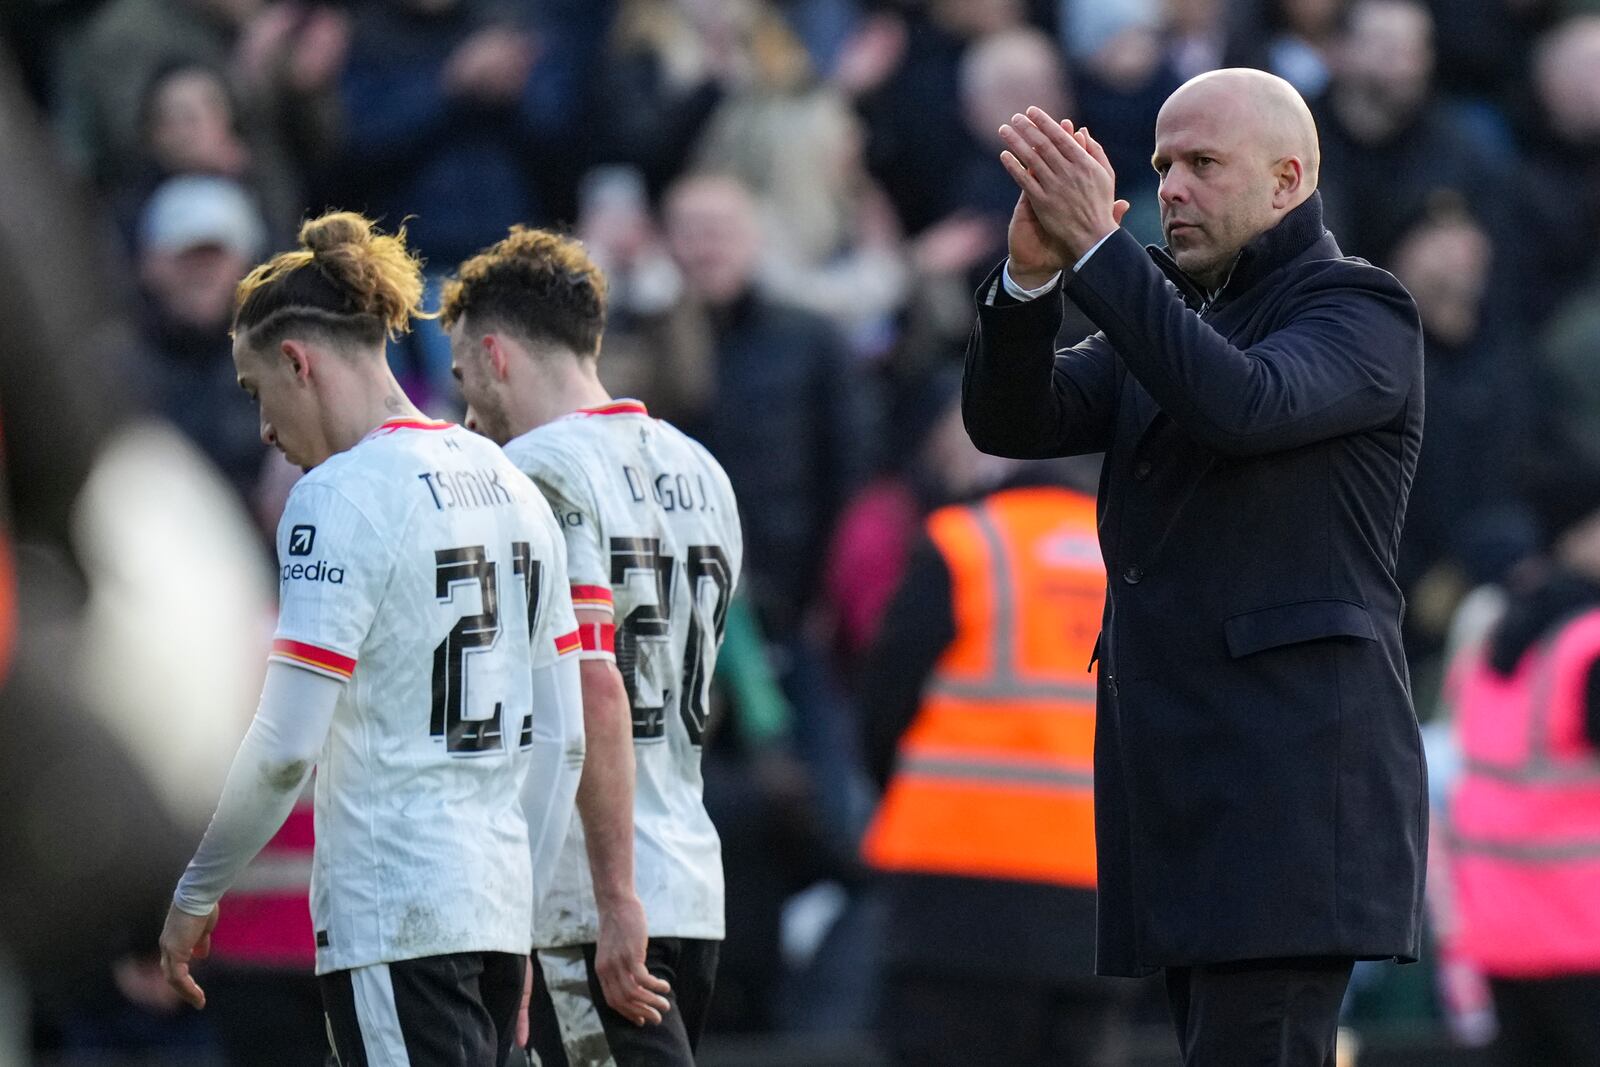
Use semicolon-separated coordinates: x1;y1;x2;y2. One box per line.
863;483;1103;886
859;471;1128;1067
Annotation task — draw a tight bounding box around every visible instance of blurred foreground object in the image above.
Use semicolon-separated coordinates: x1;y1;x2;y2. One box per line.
0;40;270;1059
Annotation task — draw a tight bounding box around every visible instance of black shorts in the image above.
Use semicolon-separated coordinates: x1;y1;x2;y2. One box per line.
527;938;719;1066
321;950;526;1067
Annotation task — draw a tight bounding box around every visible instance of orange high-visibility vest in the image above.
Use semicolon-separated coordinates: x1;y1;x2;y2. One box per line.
862;485;1105;887
1449;609;1600;976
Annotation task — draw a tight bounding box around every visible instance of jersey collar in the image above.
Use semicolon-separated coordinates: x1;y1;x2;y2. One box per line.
363;416;454;441
572;399;648;418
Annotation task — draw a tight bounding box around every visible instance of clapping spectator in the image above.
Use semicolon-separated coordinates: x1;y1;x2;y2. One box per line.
574;163;710;416
112;60;301;249
336;0;584;404
55;0;344;201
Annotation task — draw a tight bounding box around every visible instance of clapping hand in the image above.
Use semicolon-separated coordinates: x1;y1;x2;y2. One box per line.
998;107;1129;287
443;27;537;104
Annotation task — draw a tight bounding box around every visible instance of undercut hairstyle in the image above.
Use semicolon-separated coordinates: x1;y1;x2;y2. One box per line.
439;227;607;358
233;212;427;353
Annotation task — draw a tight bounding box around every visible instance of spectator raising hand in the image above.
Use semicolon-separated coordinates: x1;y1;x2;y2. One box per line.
442;24;538;104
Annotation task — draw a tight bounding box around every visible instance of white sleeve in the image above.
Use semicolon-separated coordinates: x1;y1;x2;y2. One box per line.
517;446;615;658
531;509;581;668
172;661;343;915
996;232;1117;304
1000;261;1063;301
522;651;585;910
269;481;390;680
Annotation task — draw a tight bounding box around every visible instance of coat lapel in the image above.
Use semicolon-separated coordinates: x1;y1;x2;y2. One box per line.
1124;195;1336;447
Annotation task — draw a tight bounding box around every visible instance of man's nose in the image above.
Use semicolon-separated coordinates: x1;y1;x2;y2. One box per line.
260;421;276;447
464;409;479;434
1159;172;1187;205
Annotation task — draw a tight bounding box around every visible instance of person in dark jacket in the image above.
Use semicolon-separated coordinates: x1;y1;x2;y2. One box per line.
336;0;593;402
660;171;874;640
963;68;1427;1067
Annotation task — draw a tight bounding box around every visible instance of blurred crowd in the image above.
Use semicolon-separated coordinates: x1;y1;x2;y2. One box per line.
9;0;1600;1059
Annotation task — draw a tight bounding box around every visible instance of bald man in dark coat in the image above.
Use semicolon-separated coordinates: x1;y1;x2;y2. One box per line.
962;69;1426;1067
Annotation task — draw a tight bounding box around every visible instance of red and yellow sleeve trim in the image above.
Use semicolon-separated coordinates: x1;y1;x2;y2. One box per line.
270;638;356;681
552;629;583;657
577;620;616;658
570;584;614;612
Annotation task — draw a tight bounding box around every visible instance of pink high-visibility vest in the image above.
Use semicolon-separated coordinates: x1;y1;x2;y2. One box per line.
1449;609;1600;977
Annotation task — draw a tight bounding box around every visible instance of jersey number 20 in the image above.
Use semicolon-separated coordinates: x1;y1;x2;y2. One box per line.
610;538;732;745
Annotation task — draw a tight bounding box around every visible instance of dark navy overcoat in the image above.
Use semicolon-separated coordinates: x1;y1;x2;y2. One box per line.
962;193;1428;976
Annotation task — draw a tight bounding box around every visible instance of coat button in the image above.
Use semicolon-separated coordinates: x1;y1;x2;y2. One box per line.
1133;460;1152;480
1123;565;1143;584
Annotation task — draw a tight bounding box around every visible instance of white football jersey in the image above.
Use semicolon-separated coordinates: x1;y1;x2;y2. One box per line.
270;417;580;974
504;400;743;945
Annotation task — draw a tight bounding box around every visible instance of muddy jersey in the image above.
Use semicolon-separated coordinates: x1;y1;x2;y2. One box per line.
271;417;579;973
504;400;742;945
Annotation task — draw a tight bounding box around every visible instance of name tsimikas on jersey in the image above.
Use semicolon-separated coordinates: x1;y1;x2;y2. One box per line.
417;466;520;512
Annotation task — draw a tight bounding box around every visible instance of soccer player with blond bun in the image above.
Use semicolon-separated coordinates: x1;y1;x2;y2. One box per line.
444;227;742;1065
158;212;586;1067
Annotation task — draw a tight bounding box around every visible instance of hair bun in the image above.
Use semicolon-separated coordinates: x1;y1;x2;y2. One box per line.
284;211;426;338
298;211;374;257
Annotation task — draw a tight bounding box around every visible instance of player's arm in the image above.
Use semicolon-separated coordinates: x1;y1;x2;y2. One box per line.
521;449;673;1024
159;661;343;1008
161;481;384;1009
571;603;673;1026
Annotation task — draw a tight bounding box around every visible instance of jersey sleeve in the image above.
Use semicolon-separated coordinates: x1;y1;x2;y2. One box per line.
532;507;582;668
269;481;391;681
518;445;615;659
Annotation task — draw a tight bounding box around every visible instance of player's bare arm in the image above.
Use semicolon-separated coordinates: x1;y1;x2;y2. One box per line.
576;641;673;1026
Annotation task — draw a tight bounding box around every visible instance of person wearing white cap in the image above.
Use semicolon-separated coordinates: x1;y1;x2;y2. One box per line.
139;173;268;262
136;175;274;495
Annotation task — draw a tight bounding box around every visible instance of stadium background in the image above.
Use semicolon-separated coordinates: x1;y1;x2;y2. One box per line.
2;0;1597;1062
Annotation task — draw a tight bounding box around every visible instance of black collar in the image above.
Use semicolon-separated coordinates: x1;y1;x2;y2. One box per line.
1148;191;1330;311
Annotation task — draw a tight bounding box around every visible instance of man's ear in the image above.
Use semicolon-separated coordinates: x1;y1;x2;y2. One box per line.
281;339;315;384
483;335;511;382
1273;156;1306;209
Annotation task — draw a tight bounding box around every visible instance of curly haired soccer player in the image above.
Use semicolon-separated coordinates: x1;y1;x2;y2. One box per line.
446;227;742;1066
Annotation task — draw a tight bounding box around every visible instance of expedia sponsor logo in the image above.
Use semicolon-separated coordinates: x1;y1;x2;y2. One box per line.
281;560;346;584
289;524;316;556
